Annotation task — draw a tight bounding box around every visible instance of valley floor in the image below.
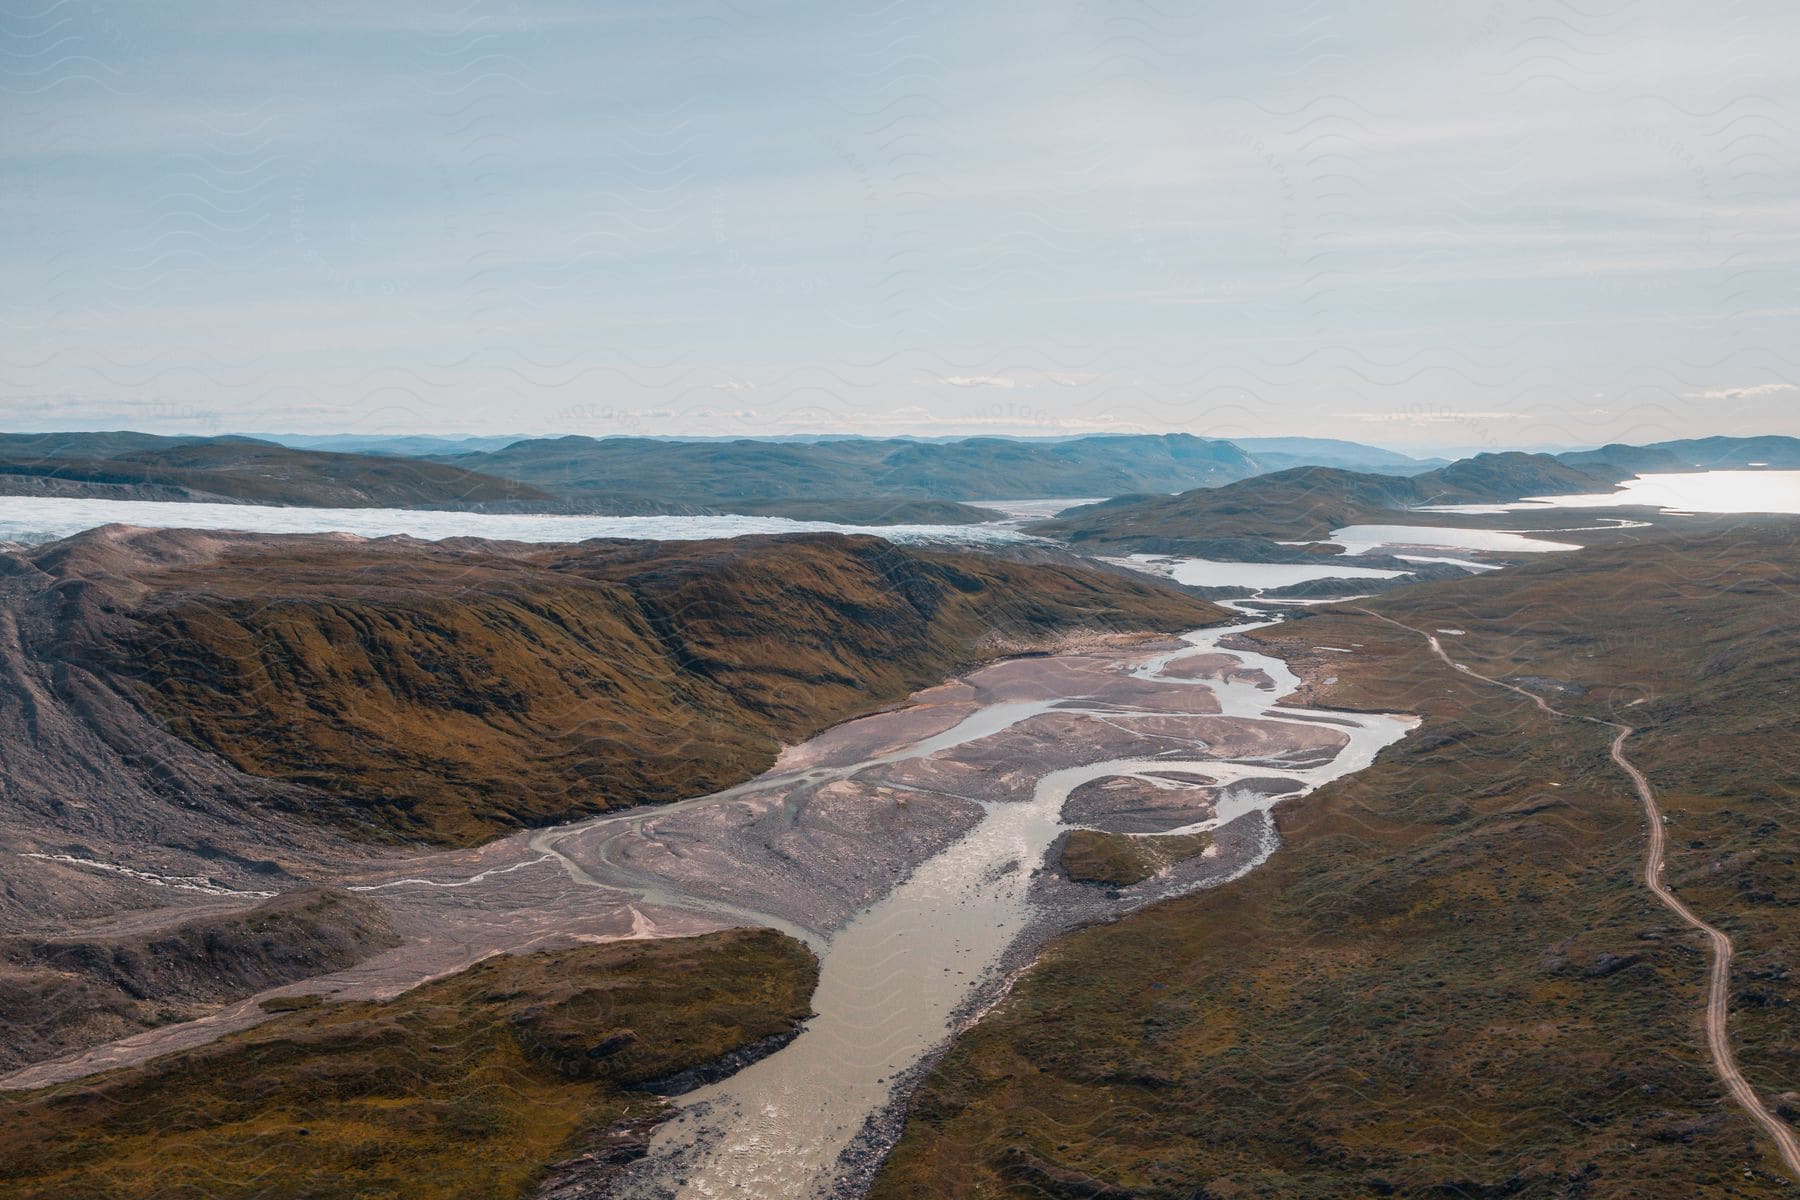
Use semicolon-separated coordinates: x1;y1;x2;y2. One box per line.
4;601;1414;1198
875;521;1800;1198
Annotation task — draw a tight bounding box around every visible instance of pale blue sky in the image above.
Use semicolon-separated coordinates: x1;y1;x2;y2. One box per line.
4;1;1798;452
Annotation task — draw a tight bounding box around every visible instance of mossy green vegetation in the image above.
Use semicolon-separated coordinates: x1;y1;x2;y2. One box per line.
1059;829;1212;886
875;522;1800;1198
0;929;817;1200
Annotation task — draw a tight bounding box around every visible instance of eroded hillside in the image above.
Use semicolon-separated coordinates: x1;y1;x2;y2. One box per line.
90;532;1220;844
0;526;1223;929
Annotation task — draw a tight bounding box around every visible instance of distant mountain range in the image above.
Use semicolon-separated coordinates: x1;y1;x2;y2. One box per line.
240;433;526;457
422;433;1267;510
0;432;1410;518
0;431;1793;522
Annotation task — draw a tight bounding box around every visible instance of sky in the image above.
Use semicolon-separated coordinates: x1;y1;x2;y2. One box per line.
4;1;1799;453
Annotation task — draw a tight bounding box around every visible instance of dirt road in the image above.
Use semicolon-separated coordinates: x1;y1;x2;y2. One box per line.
1356;608;1800;1180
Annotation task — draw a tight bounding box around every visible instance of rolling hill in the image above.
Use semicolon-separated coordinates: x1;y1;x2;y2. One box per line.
1643;434;1800;468
0;438;554;510
1029;450;1647;545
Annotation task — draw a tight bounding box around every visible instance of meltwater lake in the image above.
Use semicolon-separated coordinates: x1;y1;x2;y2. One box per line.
0;496;1036;548
1431;469;1800;516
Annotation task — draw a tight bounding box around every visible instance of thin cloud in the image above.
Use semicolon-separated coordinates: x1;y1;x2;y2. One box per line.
942;375;1019;389
1682;383;1798;400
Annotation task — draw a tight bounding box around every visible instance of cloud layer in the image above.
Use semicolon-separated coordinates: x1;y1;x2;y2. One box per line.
3;1;1798;450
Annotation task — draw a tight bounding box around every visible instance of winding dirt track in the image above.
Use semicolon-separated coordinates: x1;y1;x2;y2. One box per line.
1355;609;1800;1180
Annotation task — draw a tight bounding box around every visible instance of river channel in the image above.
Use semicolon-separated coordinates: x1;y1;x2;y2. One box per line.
577;607;1417;1198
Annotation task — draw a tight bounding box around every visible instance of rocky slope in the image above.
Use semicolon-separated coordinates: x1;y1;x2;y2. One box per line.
0;888;397;1072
